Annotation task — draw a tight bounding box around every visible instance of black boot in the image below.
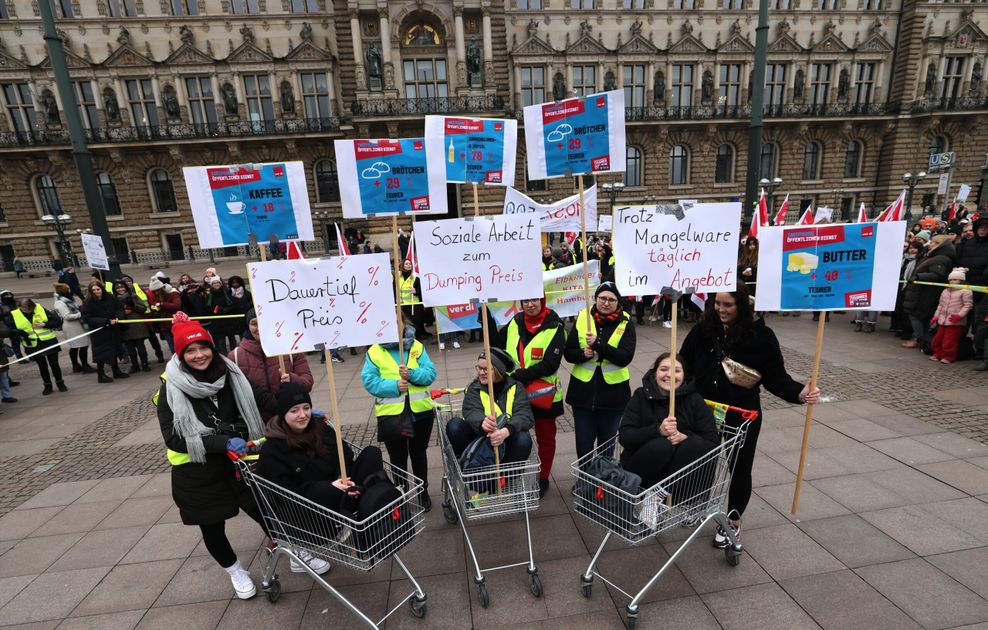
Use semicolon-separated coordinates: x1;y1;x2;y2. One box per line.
974;361;988;371
71;363;82;373
112;367;130;379
42;383;53;396
156;353;165;364
56;381;68;392
80;364;96;374
97;369;113;383
538;478;550;499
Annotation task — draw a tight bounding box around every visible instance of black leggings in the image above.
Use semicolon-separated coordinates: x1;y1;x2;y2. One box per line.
69;347;90;368
199;499;267;569
624;435;718;490
33;349;63;385
124;339;148;369
725;411;762;516
384;414;434;491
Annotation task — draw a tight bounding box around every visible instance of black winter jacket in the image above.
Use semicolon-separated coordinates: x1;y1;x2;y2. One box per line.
462;376;534;436
679;318;804;423
563;311;637;410
81;293;124;365
903;242;957;318
955;219;988;287
157;374;276;525
499;310;566;418
618;376;719;465
256;422;355;503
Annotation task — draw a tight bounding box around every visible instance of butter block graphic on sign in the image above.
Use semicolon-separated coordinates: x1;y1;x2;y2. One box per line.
786;252;819;275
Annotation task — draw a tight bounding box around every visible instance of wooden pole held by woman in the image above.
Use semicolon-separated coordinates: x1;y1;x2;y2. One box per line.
391;215;406;365
578;174;592;335
322;347;349;484
791;314;826;515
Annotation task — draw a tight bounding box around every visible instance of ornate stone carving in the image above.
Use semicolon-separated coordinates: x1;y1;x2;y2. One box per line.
300;22;313;42
117;26;131;47
179;25;194;46
240;24;254;45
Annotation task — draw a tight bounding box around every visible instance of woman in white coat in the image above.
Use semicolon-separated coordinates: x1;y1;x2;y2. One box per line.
53;283;94;373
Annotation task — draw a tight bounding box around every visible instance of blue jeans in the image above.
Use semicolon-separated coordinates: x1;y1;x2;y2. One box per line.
909;314;931;344
445;417;533;464
573;407;623;461
0;371;11;398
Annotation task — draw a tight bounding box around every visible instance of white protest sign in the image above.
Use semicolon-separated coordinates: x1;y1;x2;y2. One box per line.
503;186;598;233
597;214;613;232
613;203;742;295
414;214;543;306
813;207;834;224
938;173;950;196
246;254;398;354
958;184;972;202
80;233;109;271
755;222;906;311
545;260;600;317
183;161;314;248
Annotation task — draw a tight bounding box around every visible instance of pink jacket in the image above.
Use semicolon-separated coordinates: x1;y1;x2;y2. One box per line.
230;339;314;417
932;287;974;326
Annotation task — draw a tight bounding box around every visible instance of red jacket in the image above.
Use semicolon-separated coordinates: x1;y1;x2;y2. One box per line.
230;339;314;417
148;288;182;331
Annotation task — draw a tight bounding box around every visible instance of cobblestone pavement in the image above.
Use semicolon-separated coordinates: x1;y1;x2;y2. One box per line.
0;313;987;629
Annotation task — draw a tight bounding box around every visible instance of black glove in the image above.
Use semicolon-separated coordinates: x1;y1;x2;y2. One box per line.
340;485;362;513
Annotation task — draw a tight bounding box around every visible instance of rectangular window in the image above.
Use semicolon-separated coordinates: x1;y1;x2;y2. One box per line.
719;63;742;107
518;0;543;6
2;83;39;138
625;0;645;7
810;63;831;106
75;81;100;130
865;0;882;8
403;59;448;99
817;0;837;8
671;64;694;108
185;77;217;126
290;0;319;11
125;78;160;128
170;0;199;16
722;0;742;7
623;64;646;109
243;74;274;125
572;65;596;97
107;0;138;16
0;3;7;18
771;0;790;8
673;0;696;8
231;0;260;14
571;0;593;7
942;57;965;101
49;0;73;17
854;63;874;105
520;67;545;107
300;72;331;119
764;63;786;111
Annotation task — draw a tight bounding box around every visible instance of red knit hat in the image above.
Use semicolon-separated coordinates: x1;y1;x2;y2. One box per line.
171;311;213;357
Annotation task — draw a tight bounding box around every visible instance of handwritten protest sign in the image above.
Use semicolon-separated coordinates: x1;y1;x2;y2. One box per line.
523;90;626;180
424;116;518;186
413;214;543;306
503;186;598;233
335;138;448;218
756;222;906;311
183;162;313;248
597;214;612;233
80;233;109;271
613;203;742;295
246;254;398;355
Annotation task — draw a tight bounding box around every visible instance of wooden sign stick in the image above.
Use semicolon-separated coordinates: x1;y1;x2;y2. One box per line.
257;242;287;377
669;306;678;419
322;347;348;484
791;314;826;515
391;214;406;365
578;174;592;336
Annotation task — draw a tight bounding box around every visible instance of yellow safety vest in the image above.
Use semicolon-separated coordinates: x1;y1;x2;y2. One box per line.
10;304;57;348
368;342;434;416
479;383;517;420
399;275;416;305
151;375;193;466
571;309;630;385
106;280;147;302
504;319;563;404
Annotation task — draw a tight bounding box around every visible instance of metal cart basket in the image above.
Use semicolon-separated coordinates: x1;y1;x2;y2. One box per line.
234;441;428;628
435;402;543;607
572;408;756;630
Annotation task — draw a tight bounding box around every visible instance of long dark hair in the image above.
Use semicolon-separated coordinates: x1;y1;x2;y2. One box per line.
699;281;755;343
280;413;328;457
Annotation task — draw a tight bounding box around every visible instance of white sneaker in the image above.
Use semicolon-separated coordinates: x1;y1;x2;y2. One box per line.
290;548;331;575
229;568;257;599
453;341;461;349
662;321;673;328
439;342;446;350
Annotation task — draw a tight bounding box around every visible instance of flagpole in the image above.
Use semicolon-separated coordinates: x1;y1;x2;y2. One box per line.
791;315;826;515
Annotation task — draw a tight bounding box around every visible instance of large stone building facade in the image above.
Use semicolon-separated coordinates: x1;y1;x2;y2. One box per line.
0;0;986;269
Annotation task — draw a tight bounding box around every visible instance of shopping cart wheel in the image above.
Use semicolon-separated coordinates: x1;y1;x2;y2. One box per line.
264;579;281;603
529;571;543;598
580;575;593;598
725;544;742;567
476;581;490;608
442;501;458;525
410;596;427;618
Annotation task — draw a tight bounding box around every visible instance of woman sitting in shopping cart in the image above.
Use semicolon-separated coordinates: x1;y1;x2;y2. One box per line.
445;348;534;465
618;352;720;490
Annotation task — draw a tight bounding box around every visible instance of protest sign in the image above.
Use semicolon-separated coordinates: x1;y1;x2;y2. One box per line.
183;162;313;248
335;137;448;218
813;207;834;224
424;116;518;186
503;186;598;233
523;90;626;180
80;233;109;271
545;260;600;317
755;222;906;311
597;214;612;233
958;184;971;202
613;203;742;295
435;301;513;332
413;214;543;306
246;254;398;354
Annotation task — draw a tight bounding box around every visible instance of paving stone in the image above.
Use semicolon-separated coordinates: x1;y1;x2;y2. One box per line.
867;436;959;466
72;559;183;617
630;594;720;630
29;501;123;538
56;610;144;630
119;523;201;564
862;466;968;505
701;582;820;630
661;535;774;595
856;558;988;630
780;569;921;630
811;473;917;512
742;523;845;582
385;572;473;630
522;608;626;629
0;575;35;610
824;418;903;442
129;474;171;499
592;544;695;607
918;459;988;496
14;481;100;510
387;524;465;580
861;504;983;557
751;454;797;488
216;589;309;630
755;482;851;523
48;527;149;573
914;432;988;459
0;533;84;578
95;497;173;530
135;601;230;630
0;508;65;541
74;476;152;504
797;514;914;569
0;567;110;626
927;548;988;600
915;497;988;547
299;581;390;630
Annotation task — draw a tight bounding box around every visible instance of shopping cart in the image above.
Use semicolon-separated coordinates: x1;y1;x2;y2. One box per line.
572;403;758;630
232;440;428;628
435;397;543;607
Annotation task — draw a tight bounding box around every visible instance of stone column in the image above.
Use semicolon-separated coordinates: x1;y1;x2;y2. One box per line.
454;6;467;90
350;9;366;90
482;5;495;86
379;7;395;90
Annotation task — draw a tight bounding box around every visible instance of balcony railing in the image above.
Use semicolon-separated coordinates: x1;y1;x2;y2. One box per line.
624;101;900;122
0;116;341;148
910;96;988;113
351;95;506;117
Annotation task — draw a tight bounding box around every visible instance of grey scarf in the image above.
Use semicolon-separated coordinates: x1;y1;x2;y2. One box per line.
164;355;264;464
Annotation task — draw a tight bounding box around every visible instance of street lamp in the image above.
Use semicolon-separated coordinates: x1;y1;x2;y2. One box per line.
758;176;783;217
902;171;927;223
41;213;76;266
600;181;624;231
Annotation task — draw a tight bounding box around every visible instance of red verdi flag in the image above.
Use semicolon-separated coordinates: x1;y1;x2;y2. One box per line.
773;194;790;226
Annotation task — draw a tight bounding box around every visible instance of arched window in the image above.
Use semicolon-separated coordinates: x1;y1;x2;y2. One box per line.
34;174;62;217
148;168;178;213
802;142;822;180
624;146;643;187
715;144;735;184
669;145;689;185
844;140;863;179
759;143;777;180
931;134;949;155
97;172;122;216
314;159;340;203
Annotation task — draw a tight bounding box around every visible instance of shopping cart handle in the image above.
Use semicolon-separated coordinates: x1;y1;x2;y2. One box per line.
225;438;267;462
430;387;465;399
740;409;759;422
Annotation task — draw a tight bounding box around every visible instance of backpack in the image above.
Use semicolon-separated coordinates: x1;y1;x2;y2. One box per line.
352;471;415;560
457;415;508;471
43;308;63;331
